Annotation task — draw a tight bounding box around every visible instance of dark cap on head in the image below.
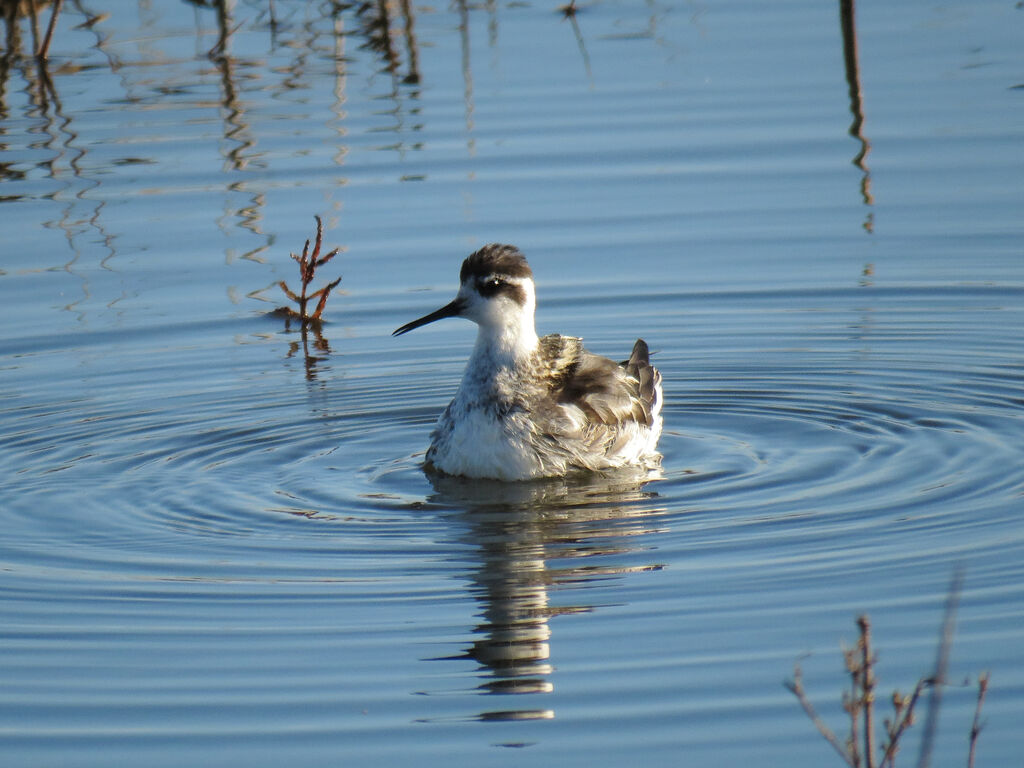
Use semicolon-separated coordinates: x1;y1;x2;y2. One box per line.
460;244;533;284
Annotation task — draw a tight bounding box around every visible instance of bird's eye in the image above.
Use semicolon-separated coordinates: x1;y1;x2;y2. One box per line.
477;276;506;297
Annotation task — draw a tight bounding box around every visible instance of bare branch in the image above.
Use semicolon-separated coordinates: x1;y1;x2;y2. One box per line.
844;642;862;768
278;216;342;326
278;281;299;302
859;615;877;768
310;215;324;260
967;673;990;768
880;679;928;768
311;277;343;321
786;664;855;767
316;248;341;267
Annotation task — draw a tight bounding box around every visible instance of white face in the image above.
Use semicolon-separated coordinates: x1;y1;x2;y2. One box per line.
457;274;536;332
391;255;538;343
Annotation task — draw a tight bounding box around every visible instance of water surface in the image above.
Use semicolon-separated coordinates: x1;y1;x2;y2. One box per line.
2;0;1023;765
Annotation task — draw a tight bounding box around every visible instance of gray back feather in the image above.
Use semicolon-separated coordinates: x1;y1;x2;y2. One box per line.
536;335;660;430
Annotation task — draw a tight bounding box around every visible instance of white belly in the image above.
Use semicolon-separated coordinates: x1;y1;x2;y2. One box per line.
426;402;663;481
428;408;549;481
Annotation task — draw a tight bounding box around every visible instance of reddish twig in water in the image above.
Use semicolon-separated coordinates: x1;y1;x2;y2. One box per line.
278;215;342;327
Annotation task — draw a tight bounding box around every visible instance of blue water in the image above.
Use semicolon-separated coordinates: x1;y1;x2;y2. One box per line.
2;0;1023;765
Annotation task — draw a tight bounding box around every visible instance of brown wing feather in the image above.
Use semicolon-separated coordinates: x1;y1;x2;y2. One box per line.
622;339;660;427
536;335;658;429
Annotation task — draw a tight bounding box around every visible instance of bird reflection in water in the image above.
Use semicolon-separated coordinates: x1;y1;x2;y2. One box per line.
427;470;666;722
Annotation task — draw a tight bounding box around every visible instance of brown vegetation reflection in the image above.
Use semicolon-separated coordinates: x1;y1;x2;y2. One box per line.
2;0;63;59
1;0;425;279
2;0;115;315
427;473;666;722
356;0;420;85
839;0;873;234
1;0;622;295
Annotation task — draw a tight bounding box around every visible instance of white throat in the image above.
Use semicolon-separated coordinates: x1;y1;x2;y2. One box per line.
465;279;539;369
472;302;539;365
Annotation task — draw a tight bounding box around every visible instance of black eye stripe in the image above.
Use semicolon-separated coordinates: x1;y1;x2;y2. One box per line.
476;276;527;305
477;276;504;297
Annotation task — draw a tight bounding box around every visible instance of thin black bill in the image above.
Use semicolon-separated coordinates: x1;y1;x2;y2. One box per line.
392;298;466;336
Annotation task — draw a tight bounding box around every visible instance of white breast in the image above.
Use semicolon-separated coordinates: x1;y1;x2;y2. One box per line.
428;408;549;481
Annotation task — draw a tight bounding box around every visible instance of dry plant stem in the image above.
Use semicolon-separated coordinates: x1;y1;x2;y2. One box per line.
786;664;855;767
847;644;862;768
967;673;989;768
791;577;981;768
859;615;877;768
879;679;927;768
846;653;862;767
279;215;341;326
791;617;933;768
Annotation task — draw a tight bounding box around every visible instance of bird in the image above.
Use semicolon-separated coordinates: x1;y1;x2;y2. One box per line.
393;244;663;481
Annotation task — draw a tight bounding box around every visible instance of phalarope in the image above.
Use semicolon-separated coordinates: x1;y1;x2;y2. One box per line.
393;244;663;481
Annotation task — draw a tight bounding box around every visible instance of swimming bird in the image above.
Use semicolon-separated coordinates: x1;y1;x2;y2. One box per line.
393;244;663;481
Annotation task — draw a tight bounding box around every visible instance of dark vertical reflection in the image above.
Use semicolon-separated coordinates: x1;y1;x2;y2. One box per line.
30;56;109;313
205;0;272;264
1;3;114;315
355;0;400;80
397;0;419;85
351;0;423;173
209;0;256;174
37;0;62;59
69;0;123;73
353;0;420;85
428;474;666;722
562;2;593;84
284;319;332;382
839;0;873;233
1;5;21;122
2;1;23;93
456;0;474;148
4;0;443;319
25;0;41;54
485;0;497;48
327;1;349;207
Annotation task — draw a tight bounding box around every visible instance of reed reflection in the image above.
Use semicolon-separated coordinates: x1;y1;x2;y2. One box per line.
1;2;113;314
455;0;474;146
201;0;276;266
359;0;420;77
429;471;666;721
283;317;331;382
561;2;593;84
1;0;61;60
839;0;873;233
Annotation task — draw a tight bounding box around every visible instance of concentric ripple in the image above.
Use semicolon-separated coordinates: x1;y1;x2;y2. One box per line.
2;285;1023;766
